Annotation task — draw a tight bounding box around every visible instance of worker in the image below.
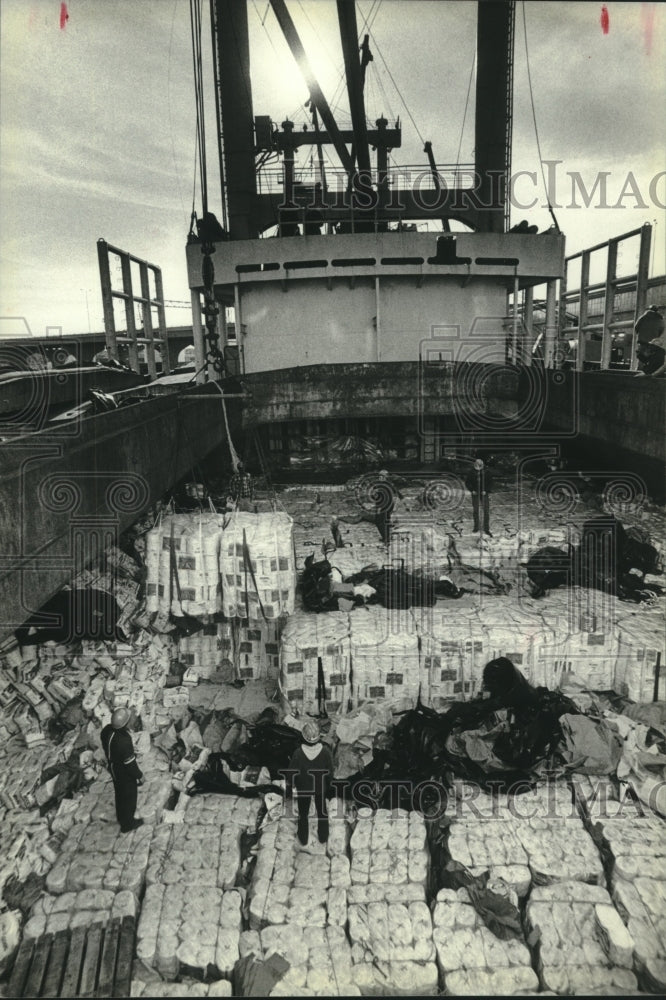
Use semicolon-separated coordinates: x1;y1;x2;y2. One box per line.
229;462;255;510
465;456;494;536
334;469;403;545
100;707;144;833
286;720;333;846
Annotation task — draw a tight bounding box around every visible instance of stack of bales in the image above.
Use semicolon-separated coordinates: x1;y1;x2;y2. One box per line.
248;813;350;930
589;812;666;992
525;881;639;994
418;611;478;708
145;823;242;897
389;523;450;578
177;793;263;831
217;619;282;682
132;982;231;998
446;811;532;899
145;514;227;618
346;807;438;995
280;612;351;715
137;797;252;981
22;888;136;939
239;924;358;996
613;613;665;703
419;604;552;706
432;886;538;995
350;608;420;712
45;820;153;896
219;511;295;620
446;784;604;897
548;625;620;692
137;885;242;980
177;624;220;680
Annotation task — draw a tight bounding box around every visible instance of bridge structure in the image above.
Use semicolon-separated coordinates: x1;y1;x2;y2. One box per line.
0;326;198;372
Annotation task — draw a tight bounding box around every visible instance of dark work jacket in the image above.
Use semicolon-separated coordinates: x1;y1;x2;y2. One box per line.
465;468;495;495
101;725;142;782
287;744;334;796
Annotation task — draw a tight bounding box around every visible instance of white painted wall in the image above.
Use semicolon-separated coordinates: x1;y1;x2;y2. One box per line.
238;275;509;371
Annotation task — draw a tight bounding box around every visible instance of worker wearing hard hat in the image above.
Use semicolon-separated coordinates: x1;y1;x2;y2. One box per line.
286;720;334;846
100;707;144;833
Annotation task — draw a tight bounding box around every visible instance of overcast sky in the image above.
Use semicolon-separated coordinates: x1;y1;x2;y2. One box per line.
1;0;664;337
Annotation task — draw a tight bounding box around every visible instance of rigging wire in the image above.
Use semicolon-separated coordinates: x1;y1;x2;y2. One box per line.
167;0;190;227
371;32;425;146
454;50;475;175
189;0;208;215
521;1;560;231
297;0;342;76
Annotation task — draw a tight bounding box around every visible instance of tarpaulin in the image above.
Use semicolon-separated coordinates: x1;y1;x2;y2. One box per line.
558;714;623;774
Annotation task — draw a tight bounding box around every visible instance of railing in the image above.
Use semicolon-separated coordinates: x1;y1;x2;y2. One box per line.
97;239;171;377
255;162;476;197
558;225;651;372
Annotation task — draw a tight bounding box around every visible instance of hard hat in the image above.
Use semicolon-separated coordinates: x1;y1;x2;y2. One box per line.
301;720;320;744
111;707;131;730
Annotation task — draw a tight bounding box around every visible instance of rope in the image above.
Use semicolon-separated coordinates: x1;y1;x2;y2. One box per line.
212;382;242;472
521;1;560;232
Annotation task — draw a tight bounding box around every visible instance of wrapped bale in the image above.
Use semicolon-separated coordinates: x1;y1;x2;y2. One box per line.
350;609;420;713
280;612;351;716
180;792;262;831
590;812;666;991
217;618;282;682
419;617;475;708
145;513;226;618
525;880;639;994
24;888;136;939
145;822;242;894
250;818;327;929
432;887;538;995
517;816;604;887
45;819;152;897
348;899;437;995
389;524;450;578
613;615;665;703
447;782;601;895
349;809;430;891
543;627;619;692
239;923;358;996
588;812;665;885
137;881;242;981
178;624;220;680
446;819;531;898
612;876;666;992
219;511;296;619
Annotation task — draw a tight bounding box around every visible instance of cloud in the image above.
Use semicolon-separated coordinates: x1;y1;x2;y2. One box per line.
1;0;664;336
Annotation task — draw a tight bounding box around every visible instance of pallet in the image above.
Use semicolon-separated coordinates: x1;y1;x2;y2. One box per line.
7;916;135;998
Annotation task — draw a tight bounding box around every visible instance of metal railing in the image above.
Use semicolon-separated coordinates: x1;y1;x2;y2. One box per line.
558;225;651;372
97;240;170;377
255;162;476;196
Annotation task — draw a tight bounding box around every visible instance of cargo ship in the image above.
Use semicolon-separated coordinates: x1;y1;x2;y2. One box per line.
1;4;665;998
